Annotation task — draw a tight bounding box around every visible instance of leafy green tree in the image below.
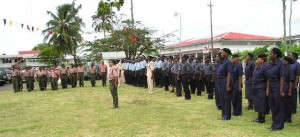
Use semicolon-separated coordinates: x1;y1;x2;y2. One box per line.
32;43;60;67
42;1;84;65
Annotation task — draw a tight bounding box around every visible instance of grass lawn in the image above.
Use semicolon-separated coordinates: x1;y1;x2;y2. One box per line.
0;81;300;137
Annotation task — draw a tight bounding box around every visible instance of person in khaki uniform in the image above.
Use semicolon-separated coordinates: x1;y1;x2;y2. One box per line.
18;67;23;91
23;67;33;92
108;60;119;109
29;67;35;91
77;64;85;87
60;64;68;89
50;67;59;90
69;64;77;88
90;63;97;87
147;56;155;94
43;67;48;90
100;61;108;87
36;67;45;91
11;66;20;93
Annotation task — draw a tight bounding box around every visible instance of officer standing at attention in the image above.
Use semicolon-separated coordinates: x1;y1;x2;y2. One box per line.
162;56;170;91
245;53;255;110
167;56;174;92
18;67;23;91
213;54;222;110
290;52;299;114
11;65;20;93
43;67;48;90
216;48;233;120
23;66;33;92
108;60;120;109
90;63;97;87
231;54;244;116
252;53;270;123
194;57;203;96
282;56;295;123
50;66;59;90
188;57;196;94
147;56;155;94
77;63;85;87
135;59;141;87
36;67;45;91
268;48;285;131
29;67;35;91
59;64;68;89
179;55;191;100
69;64;77;88
100;61;108;87
204;57;215;99
172;56;182;97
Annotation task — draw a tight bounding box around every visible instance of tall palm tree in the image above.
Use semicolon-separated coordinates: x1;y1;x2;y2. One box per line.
42;1;84;65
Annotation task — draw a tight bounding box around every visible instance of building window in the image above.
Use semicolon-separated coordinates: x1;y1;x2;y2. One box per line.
2;59;12;63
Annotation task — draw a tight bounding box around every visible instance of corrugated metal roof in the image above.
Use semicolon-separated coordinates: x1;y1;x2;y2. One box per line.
18;50;40;55
101;51;126;60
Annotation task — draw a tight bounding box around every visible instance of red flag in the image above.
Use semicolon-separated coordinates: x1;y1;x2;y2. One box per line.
27;25;31;31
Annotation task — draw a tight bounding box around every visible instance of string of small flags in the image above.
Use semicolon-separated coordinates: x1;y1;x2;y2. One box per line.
2;18;40;32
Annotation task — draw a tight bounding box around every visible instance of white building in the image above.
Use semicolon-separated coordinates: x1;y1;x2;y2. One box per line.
0;50;47;70
160;32;280;57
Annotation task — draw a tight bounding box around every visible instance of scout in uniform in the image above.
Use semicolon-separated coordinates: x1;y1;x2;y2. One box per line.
69;64;77;88
108;60;119;108
29;67;35;91
216;48;233;120
179;55;191;100
18;67;23;91
282;56;295;123
245;53;255;110
100;61;108;87
194;57;203;96
43;68;48;90
60;64;68;89
252;53;270;123
50;67;59;90
268;48;285;131
290;52;299;114
147;56;155;94
188;57;196;94
90;63;97;87
36;67;45;91
231;54;244;116
23;67;33;92
11;66;20;92
203;57;215;99
77;64;85;87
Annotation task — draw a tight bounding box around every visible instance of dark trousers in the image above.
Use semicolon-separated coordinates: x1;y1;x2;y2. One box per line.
269;81;285;129
43;75;47;89
164;74;169;91
204;74;213;98
37;76;44;91
292;88;297;114
25;77;32;92
12;76;20;92
181;74;191;99
109;80;118;108
200;80;205;91
90;73;96;87
61;74;68;89
283;96;293;122
214;80;221;109
217;78;232;120
136;70;141;87
189;74;196;94
101;72;107;87
154;69;158;87
158;68;163;88
195;74;202;96
175;74;182;96
232;81;242;115
78;72;84;87
70;73;76;88
51;77;58;90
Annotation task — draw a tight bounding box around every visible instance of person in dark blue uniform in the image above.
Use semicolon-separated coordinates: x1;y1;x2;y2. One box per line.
216;48;233;120
282;56;296;123
231;54;244;116
268;48;285;131
213;54;222;110
252;53;270;123
194;57;204;96
180;55;191;100
245;53;255;110
290;52;299;114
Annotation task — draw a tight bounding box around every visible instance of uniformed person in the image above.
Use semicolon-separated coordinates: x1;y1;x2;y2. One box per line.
162;56;170;91
268;48;285;131
100;61;108;87
69;64;77;88
30;67;35;91
147;56;155;94
108;60;119;108
43;68;48;90
216;48;233;120
60;64;68;89
167;56;174;92
135;59;141;87
213;54;222;110
90;63;97;87
245;53;255;110
290;52;299;114
154;58;158;87
11;66;20;92
282;56;295;123
36;67;45;91
231;54;244;116
203;57;215;99
188;57;196;94
23;66;33;92
77;63;85;87
18;67;23;91
179;55;191;100
194;57;203;96
173;56;182;97
50;66;59;90
252;53;269;123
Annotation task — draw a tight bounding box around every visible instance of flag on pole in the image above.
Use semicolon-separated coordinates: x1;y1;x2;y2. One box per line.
27;25;31;31
31;26;34;32
21;24;24;28
3;19;6;25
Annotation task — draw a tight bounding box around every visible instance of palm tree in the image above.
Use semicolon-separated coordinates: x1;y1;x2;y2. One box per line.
42;1;84;65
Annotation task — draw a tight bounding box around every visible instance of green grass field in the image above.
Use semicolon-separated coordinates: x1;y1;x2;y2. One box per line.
0;81;300;137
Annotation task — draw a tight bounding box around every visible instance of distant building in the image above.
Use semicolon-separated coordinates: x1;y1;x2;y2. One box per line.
0;50;46;70
287;35;300;45
160;32;280;57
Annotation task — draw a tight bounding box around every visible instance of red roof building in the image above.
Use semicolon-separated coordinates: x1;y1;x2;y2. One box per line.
18;50;40;55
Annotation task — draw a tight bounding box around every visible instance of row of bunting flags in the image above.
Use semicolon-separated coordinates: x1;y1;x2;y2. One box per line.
2;18;40;32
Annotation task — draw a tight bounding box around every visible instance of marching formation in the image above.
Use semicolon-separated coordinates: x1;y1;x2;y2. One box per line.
10;47;300;131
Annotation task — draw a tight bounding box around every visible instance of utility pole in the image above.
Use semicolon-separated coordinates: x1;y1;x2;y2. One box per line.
289;0;297;51
283;0;287;54
208;1;214;60
131;0;134;24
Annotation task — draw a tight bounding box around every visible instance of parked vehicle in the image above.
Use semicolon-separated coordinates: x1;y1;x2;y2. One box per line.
2;70;12;83
0;71;6;86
